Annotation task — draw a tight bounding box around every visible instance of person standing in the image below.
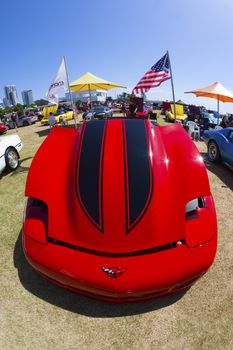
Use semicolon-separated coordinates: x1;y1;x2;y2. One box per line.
11;113;18;130
48;112;57;129
122;102;126;117
129;102;137;117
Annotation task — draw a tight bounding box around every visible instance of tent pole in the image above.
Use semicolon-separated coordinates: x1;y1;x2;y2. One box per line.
167;51;177;122
88;84;92;108
63;55;77;128
217;97;220;125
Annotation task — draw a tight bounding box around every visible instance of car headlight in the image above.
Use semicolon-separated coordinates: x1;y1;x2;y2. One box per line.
185;196;216;247
23;197;48;244
185;197;205;217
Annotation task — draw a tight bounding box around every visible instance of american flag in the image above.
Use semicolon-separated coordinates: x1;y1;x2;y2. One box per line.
132;52;171;95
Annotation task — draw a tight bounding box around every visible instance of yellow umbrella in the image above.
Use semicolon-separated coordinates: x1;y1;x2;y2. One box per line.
70;71;126;106
185;82;233;114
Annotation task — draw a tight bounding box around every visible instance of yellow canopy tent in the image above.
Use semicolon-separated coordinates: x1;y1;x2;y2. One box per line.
185;82;233;114
70;72;126;106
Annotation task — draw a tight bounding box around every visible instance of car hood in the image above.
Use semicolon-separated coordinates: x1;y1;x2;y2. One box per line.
0;134;21;144
0;134;22;153
26;121;210;253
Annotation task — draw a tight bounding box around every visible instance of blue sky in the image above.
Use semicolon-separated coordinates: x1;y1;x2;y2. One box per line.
1;0;233;112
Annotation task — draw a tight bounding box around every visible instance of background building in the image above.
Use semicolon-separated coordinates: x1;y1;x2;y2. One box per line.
4;85;19;106
3;97;11;107
65;90;107;103
21;90;34;106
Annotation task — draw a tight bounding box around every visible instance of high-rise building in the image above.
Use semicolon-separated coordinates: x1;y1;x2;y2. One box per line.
3;97;11;107
21;90;34;106
4;85;18;106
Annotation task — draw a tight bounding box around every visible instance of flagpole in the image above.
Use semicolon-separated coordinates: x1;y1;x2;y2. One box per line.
167;51;177;123
63;55;77;128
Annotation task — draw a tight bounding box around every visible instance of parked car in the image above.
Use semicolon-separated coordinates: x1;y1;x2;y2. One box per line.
41;110;73;125
23;121;217;302
4;115;37;129
0;121;7;135
203;127;233;167
135;104;154;118
0;134;23;173
27;115;38;124
166;104;188;122
83;106;113;120
18;115;38;126
153;101;163;109
111;104;122;113
202;111;221;127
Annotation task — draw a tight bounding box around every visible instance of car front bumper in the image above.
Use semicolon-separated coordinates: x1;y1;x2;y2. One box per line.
23;233;217;302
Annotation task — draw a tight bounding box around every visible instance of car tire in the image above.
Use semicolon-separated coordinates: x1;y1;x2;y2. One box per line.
5;147;19;171
208;140;221;163
23;121;29;126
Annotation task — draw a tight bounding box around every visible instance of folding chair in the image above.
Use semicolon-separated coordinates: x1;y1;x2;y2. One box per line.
186;121;200;141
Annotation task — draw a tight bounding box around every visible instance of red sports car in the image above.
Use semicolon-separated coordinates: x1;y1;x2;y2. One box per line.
0;122;7;135
23;119;217;302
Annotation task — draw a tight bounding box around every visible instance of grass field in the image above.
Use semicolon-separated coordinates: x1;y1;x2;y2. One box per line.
0;115;233;350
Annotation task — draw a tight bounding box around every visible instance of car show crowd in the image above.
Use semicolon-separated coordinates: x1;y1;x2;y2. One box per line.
0;98;232;134
1;98;232;126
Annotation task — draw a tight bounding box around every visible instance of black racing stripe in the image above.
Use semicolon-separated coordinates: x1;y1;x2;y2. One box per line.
77;120;105;229
124;120;153;231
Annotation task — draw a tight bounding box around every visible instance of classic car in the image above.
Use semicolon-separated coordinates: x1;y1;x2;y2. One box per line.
111;104;122;113
166;104;188;122
4;115;37;129
0;122;7;135
0;134;23;173
83;106;113;120
41;110;73;125
18;115;38;126
203;127;233;167
135;105;155;118
202;111;221;127
23;120;217;302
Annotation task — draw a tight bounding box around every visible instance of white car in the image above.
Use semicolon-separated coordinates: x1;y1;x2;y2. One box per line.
0;134;23;174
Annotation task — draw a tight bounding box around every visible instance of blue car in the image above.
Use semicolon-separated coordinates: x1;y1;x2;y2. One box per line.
82;106;113;120
203;127;233;166
203;111;221;126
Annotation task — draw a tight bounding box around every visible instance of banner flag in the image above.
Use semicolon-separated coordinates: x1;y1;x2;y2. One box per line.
46;58;68;104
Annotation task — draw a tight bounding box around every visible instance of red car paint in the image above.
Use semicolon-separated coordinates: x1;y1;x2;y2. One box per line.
136;109;152;118
0;124;7;134
23;120;217;302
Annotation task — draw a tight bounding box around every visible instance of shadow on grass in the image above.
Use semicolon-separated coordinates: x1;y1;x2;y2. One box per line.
14;231;188;317
35;127;50;138
0;157;32;178
201;152;233;191
35;124;78;138
11;156;32;175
